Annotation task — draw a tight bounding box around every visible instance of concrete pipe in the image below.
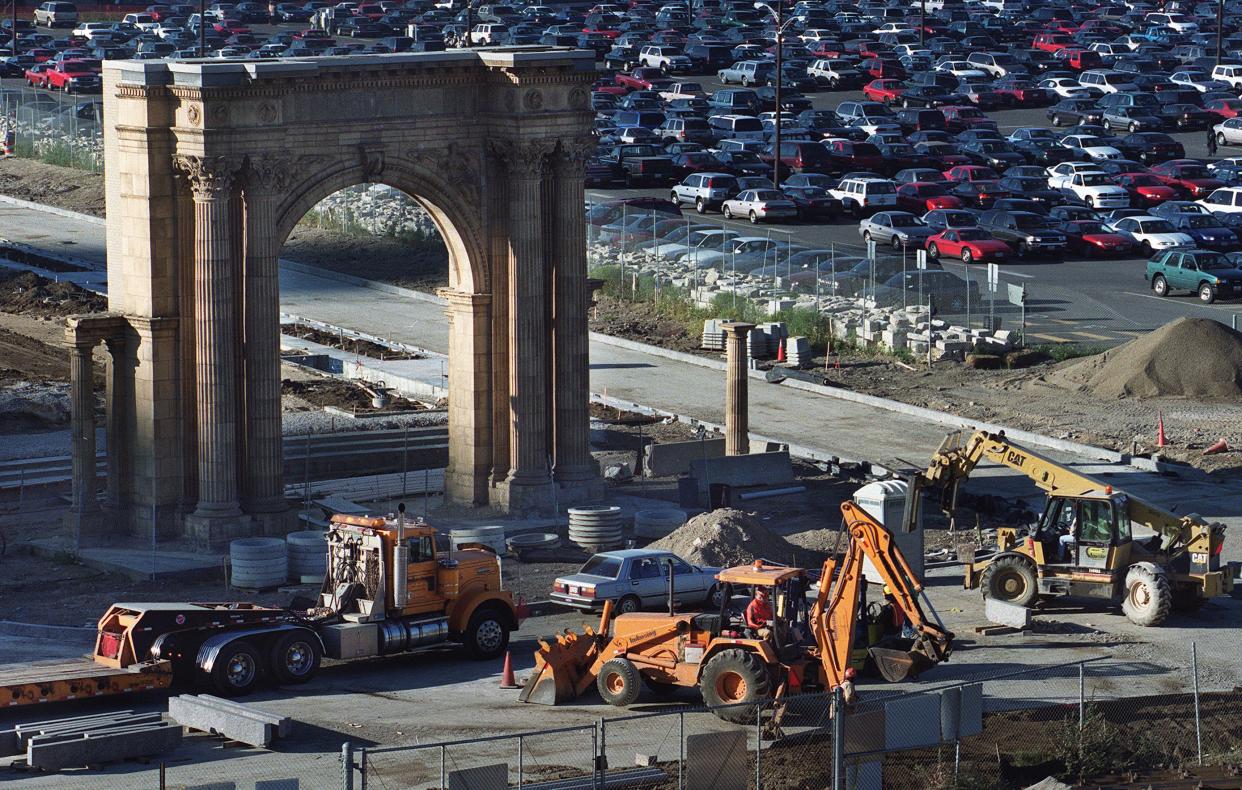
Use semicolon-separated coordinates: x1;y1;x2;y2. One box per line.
449;526;507;555
633;509;686;540
286;531;327;580
229;538;288;589
506;532;562;554
568;506;624;551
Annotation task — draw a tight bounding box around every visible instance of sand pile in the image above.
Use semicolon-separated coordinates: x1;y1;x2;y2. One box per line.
1047;318;1242;400
648;508;801;567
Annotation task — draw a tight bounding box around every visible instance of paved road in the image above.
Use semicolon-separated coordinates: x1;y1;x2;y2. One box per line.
588;82;1242;346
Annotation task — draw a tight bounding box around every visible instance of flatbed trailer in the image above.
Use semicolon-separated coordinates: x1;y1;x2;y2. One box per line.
1;657;172;708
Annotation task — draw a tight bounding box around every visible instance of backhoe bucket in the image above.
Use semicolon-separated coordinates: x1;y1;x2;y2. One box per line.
870;646;935;683
517;628;602;706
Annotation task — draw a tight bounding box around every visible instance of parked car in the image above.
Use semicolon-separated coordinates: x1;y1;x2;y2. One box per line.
550;550;726;613
925;227;1012;263
669;172;739;213
1105;215;1195;256
858;211;936;249
721;188;798;223
1145;248;1242;303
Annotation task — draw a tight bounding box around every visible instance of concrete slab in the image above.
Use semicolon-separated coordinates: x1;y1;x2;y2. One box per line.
845;759;882;790
642;438;725;478
843;709;885;756
254;780;300;790
688;451;793;500
986;598;1032;629
26;722;182;770
687;730;746;790
168;695;292;748
447;763;507;790
884;695;941;750
27;539;224;582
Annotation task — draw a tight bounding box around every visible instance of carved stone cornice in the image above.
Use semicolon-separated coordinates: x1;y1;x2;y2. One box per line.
551;135;596;177
173;154;244;200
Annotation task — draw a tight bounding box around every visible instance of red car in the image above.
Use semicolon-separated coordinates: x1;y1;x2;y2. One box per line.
1149;159;1225;199
926;228;1012;263
615;67;667;91
943;164;999;183
990;78;1051;107
1059;220;1133;256
1032;32;1073;53
582;25;621;38
213;18;252;35
43;59;100;92
1204;98;1242;119
27;47;56;63
896;182;963;212
1115;173;1178;205
863;78;906;105
24;63;50;88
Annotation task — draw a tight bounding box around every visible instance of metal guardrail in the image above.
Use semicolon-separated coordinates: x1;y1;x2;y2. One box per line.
0;427;449;491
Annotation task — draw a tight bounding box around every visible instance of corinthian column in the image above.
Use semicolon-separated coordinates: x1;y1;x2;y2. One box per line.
492;138;556;512
175;154;244;537
241;156;288;520
721;321;755;456
550;138;596;485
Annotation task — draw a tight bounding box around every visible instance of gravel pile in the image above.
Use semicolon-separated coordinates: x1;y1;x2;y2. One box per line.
648;508;801;567
0;269;105;317
1048;318;1242;400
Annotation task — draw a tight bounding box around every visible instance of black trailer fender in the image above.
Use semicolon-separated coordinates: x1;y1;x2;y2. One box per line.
194;624;324;678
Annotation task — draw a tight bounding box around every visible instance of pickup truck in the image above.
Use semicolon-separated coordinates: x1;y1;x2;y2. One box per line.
600;144;678;187
615;67;671;92
1145;248;1242;303
977;209;1069;256
658;81;705;103
43;58;100;92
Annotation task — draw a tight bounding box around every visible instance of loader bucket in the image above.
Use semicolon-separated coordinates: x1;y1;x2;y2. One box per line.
870;646;934;683
517;628;602;706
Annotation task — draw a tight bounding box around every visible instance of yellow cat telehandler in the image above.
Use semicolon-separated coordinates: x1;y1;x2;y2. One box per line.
924;431;1231;625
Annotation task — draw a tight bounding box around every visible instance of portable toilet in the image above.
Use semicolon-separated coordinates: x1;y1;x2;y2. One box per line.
852;479;924;584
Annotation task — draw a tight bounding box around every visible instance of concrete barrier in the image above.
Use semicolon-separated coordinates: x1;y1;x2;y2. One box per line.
27;722;182;770
168;694;292;749
688;451;794;500
642;438;726;478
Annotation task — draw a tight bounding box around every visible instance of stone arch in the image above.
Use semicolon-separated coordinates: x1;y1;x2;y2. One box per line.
93;50;603;549
273;154;488;295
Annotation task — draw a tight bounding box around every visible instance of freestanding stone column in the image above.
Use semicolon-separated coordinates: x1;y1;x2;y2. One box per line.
550;138;597;487
721;321;755;456
68;338;99;518
498;139;556;512
240;159;289;524
176;154;244;544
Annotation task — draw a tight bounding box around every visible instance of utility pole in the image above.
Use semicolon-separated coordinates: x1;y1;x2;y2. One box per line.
198;0;206;57
1216;0;1224;67
756;0;785;188
920;0;926;46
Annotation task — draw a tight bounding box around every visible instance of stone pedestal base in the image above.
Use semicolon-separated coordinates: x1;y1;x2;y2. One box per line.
185;511;254;551
251;506;297;538
66;509;112;549
555;476;606;507
492;477;557;516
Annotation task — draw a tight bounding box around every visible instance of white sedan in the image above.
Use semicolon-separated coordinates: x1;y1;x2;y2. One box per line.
1171;70;1229;93
1059;135;1123;161
721;189;799;223
1214;118;1242;147
1046;161;1111;190
1105;216;1195;254
934;61;988;79
1038;77;1092;98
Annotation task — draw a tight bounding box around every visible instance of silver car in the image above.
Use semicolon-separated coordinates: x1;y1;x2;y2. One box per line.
859;211;936;249
551;549;725;613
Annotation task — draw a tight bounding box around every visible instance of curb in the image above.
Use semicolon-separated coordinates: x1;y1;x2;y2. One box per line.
278;259;446;306
0;194;106;226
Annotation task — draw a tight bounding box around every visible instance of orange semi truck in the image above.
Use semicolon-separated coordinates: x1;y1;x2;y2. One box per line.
1;510;517;708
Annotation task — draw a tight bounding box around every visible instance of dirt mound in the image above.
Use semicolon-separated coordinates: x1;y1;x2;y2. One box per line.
1047;318;1242;400
0;269;105;317
647;508;800;567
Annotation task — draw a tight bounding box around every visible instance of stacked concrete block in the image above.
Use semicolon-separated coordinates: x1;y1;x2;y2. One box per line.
701;318;727;351
168;694;293;749
2;711;182;770
881;329;907;351
785;336;812;366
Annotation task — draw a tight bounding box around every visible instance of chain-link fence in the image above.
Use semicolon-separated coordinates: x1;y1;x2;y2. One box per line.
0;85;104;173
586;197;1030;367
352;649;1232;790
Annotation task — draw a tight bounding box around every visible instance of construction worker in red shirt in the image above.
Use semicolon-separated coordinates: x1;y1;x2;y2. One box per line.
745;587;773;639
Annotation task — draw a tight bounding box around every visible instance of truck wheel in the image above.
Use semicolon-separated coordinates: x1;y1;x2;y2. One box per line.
464;606;510;659
1152;274;1167;295
268;632;321;685
616;594;642;614
210;640;263;697
1199;282;1216;304
597;658;642;707
980;555;1038;607
1122;565;1172;626
700;649;772;724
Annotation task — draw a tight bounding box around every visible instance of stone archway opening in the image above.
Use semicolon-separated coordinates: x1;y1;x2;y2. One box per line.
87;49;603;549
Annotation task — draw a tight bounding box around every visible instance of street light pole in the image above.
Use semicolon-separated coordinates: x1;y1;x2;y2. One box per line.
920;0;926;46
199;0;206;57
1216;0;1223;67
756;1;785;188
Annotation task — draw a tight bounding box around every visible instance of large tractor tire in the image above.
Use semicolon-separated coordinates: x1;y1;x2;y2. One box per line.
597;658;643;707
1122;564;1173;626
463;606;510;659
980;555;1038;607
700;649;772;724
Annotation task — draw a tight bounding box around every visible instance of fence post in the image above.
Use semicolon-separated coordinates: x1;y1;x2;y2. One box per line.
831;688;844;790
440;744;446;790
598;718;607;790
1078;661;1085;729
755;702;762;790
518;735;524;788
359;746;367;790
1192;642;1202;765
341;742;354;790
678;710;685;790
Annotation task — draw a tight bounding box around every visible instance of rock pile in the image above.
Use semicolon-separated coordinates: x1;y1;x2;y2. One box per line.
648;508;801;567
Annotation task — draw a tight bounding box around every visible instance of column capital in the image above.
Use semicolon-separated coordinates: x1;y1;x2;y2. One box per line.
437;288;493;310
173;154;244;201
487;138;556;179
243;153;296;196
721;321;756;338
550;135;595;177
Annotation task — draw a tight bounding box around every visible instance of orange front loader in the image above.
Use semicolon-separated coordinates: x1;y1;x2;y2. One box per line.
518;501;953;722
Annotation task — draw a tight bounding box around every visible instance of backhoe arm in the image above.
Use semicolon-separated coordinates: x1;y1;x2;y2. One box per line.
924;430;1102;495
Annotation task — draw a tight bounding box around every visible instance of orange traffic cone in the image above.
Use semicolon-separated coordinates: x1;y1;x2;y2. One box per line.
776;337;786;363
499;651;519;689
1204;438;1230;456
1156;411;1167;447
